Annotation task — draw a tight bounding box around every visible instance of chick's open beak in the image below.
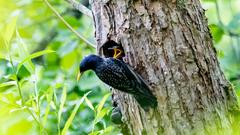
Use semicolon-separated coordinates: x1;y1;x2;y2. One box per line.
113;48;122;59
77;71;82;81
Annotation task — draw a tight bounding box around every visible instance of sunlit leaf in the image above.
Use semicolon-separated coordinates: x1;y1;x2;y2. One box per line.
50;101;57;110
88;131;99;135
96;93;111;113
2;74;17;81
217;50;224;58
16;30;35;74
0;81;16;88
101;126;114;134
43;87;54;126
10;106;27;113
61;91;91;135
17;65;31;79
95;108;109;123
209;24;224;43
58;86;67;126
0;34;7;59
85;96;94;111
52;88;58;110
60;51;77;71
0;16;17;59
3;16;17;45
16;50;55;73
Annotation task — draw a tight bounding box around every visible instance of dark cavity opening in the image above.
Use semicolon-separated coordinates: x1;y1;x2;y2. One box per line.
102;40;125;60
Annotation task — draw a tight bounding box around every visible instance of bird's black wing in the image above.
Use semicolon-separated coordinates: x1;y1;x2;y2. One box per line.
110;58;157;109
110;58;152;96
96;58;133;92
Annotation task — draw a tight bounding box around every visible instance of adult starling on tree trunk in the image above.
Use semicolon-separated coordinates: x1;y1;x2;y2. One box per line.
78;54;157;110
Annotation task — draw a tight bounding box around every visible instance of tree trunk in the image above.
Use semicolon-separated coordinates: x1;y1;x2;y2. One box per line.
91;0;239;134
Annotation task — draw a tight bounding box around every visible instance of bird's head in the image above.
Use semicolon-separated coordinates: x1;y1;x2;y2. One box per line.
77;54;103;81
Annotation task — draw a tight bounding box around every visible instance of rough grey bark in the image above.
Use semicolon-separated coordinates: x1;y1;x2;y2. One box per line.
90;0;239;134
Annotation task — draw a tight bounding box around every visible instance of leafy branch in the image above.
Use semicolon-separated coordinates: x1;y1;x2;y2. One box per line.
43;0;96;48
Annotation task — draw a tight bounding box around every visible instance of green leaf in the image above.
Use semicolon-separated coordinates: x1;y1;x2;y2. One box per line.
61;91;91;135
95;108;109;123
60;51;77;71
0;34;7;59
88;131;99;135
17;65;31;79
10;106;27;113
217;50;224;58
96;93;111;113
43;87;54;126
58;86;67;126
85;96;94;111
209;24;224;43
0;81;16;88
16;30;35;74
3;16;17;45
0;17;17;59
101;126;114;135
16;50;55;73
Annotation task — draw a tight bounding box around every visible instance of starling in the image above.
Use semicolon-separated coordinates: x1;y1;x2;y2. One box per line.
78;54;157;110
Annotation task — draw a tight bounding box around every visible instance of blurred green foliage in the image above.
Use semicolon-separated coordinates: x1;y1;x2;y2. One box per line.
0;0;118;135
0;0;239;135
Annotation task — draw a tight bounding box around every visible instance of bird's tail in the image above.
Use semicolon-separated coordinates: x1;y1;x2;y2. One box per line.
134;93;157;111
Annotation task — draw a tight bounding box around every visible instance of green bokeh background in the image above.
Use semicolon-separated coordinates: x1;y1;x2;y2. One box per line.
0;0;239;135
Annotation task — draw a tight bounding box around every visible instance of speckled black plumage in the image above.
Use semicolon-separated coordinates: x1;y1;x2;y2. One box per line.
79;54;157;110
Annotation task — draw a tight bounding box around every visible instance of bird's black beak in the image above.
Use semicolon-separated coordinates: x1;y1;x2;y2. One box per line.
77;71;82;81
